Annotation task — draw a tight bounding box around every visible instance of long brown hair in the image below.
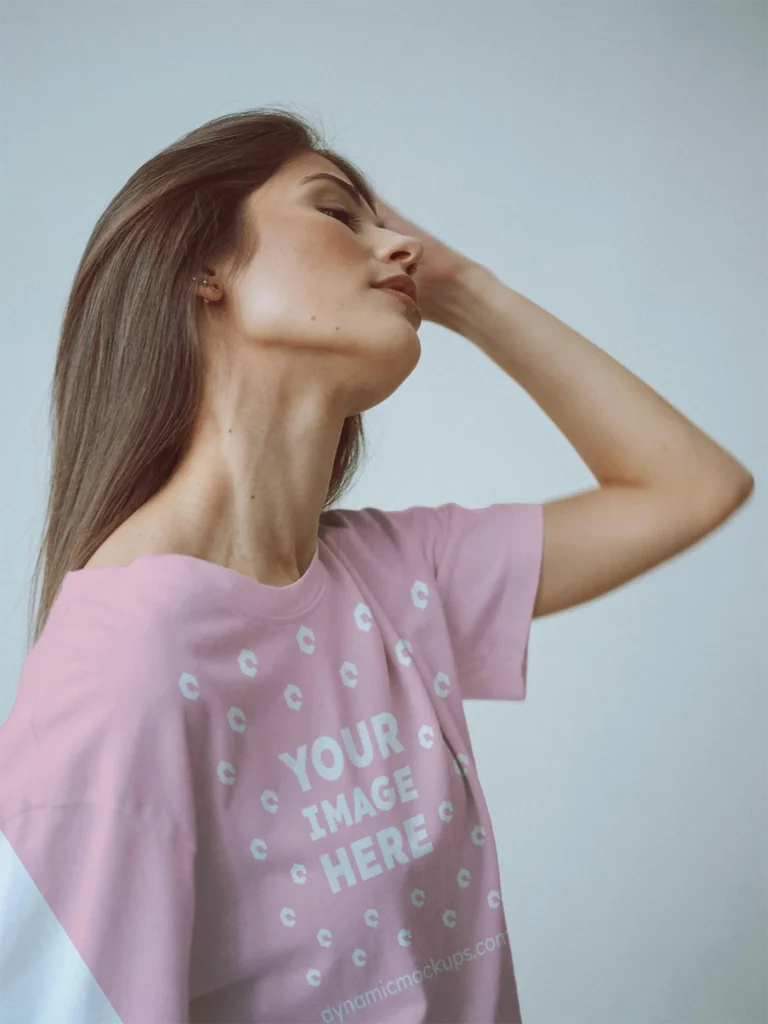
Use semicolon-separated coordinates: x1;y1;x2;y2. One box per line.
27;107;376;652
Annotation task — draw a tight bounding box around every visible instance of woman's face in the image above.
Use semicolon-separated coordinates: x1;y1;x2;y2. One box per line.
206;151;425;415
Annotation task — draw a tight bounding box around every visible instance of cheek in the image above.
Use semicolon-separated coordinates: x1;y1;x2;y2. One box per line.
235;222;369;331
234;270;349;343
302;228;366;289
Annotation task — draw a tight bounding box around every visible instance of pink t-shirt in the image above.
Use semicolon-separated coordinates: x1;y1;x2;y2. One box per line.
0;500;543;1024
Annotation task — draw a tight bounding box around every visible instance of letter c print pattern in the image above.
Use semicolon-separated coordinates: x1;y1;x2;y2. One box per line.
176;576;505;992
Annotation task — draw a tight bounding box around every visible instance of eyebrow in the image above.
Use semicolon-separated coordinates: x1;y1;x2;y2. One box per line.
299;172;383;228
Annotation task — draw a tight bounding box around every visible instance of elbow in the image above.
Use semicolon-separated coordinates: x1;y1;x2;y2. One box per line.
697;470;755;523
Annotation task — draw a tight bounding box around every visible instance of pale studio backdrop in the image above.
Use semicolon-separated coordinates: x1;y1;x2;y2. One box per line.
1;2;765;1022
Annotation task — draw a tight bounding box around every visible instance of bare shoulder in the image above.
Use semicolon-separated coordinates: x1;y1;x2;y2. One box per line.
83;509;170;569
83;533;141;569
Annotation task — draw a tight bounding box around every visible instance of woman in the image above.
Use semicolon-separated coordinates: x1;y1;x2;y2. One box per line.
0;107;753;1024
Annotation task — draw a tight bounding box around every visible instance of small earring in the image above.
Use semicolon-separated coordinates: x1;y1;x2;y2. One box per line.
194;275;219;305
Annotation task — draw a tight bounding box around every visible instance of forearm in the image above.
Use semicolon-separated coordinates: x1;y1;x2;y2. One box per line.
436;264;754;499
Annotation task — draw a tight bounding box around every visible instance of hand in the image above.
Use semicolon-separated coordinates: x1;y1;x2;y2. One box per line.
373;193;484;325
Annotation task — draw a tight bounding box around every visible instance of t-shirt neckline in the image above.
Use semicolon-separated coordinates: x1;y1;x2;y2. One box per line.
61;539;329;622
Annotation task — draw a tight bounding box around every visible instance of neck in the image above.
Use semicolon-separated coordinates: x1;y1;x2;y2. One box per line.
136;379;347;586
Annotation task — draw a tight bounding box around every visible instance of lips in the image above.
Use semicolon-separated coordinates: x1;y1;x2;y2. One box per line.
372;274;418;304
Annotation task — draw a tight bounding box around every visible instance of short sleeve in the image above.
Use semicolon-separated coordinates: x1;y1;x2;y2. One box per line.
0;608;199;1024
0;803;196;1024
429;501;544;701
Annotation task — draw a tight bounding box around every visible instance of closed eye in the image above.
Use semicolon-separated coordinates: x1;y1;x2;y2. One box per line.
320;207;363;230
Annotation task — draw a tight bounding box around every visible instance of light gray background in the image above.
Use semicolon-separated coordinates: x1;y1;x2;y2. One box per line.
1;2;765;1022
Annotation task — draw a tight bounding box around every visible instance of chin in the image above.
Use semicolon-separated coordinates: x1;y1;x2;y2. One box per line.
359;336;422;412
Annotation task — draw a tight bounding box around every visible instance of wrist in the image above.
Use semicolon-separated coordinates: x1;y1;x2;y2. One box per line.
429;262;501;334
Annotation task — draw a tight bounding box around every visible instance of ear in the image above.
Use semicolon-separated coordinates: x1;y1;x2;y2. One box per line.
193;271;221;305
